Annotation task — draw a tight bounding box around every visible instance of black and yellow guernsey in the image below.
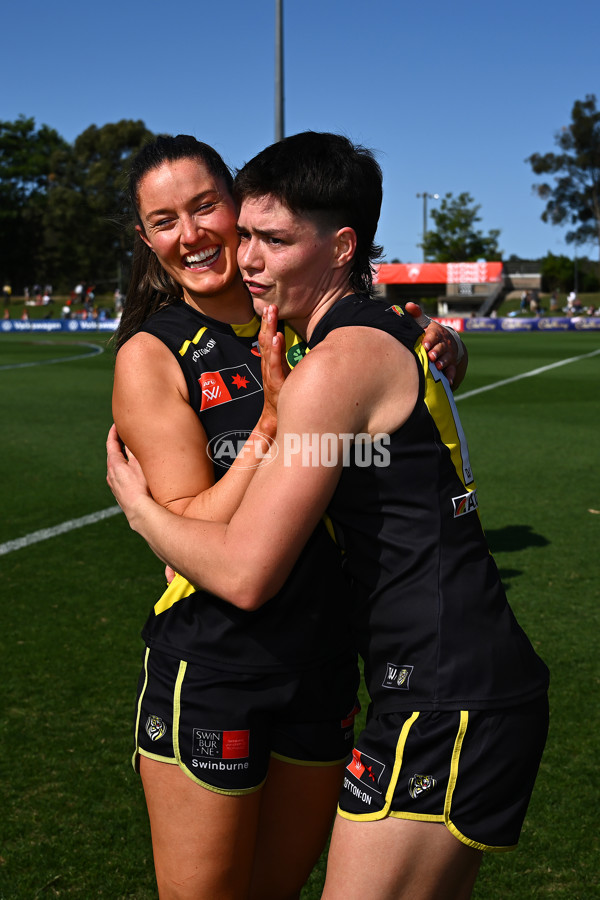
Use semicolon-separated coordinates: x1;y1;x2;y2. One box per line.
136;299;350;673
308;295;549;712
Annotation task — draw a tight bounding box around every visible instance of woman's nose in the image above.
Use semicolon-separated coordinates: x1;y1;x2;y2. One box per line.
180;214;202;245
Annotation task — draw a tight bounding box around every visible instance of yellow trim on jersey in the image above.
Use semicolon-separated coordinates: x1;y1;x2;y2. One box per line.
154;572;196;615
414;340;476;492
231;316;260;338
178;326;207;357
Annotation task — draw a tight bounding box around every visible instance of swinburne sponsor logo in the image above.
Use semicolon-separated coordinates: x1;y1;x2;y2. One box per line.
191;728;251;772
208;431;391;469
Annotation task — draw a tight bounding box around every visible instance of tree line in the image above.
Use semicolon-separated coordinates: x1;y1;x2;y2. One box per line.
1;94;599;296
0;117;154;295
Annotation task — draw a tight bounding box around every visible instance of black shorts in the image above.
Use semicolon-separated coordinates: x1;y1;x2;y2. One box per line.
338;694;549;851
134;646;360;795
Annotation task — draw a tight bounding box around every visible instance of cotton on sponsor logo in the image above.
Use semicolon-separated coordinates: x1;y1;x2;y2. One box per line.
343;776;372;805
192;337;217;361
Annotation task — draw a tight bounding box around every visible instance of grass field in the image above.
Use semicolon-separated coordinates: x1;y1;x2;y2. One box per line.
1;330;598;899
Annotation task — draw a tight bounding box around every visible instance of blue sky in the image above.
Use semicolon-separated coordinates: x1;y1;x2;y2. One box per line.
3;0;598;263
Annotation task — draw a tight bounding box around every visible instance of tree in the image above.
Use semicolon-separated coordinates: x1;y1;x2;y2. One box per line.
42;120;155;291
421;192;502;262
527;94;600;263
0;116;68;288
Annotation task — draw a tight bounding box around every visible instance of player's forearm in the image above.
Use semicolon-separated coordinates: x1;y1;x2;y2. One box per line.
181;414;276;524
126;493;276;609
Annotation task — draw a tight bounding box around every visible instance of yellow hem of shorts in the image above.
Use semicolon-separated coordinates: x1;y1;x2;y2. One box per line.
271;751;347;767
445;818;517;853
135;747;178;767
337;709;520;851
171;660;263;797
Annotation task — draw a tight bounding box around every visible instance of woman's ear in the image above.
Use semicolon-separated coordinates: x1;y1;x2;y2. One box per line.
333;226;357;268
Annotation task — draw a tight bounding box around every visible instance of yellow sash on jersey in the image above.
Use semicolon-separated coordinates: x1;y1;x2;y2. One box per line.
154;573;197;615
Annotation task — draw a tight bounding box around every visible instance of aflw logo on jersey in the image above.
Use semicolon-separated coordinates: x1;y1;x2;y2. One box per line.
199;365;261;410
452;489;479;518
346;749;386;792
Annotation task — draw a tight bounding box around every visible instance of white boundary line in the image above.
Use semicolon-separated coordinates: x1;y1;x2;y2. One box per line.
0;506;123;557
0;341;104;370
1;346;598;557
455;347;600;402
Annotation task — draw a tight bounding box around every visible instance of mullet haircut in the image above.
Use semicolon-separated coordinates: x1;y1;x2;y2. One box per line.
233;132;383;296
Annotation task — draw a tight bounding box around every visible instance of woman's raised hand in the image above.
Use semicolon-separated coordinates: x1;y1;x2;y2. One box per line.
258;305;290;433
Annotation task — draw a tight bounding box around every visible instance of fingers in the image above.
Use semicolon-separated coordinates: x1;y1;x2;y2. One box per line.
405;301;423;319
106;422;122;453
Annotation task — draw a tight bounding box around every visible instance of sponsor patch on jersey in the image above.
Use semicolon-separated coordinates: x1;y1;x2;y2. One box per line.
452;489;479;518
346;748;386;792
386;304;405;317
145;715;167;742
192;728;250;760
382;663;413;691
199;364;262;410
408;774;437;799
286;341;308;368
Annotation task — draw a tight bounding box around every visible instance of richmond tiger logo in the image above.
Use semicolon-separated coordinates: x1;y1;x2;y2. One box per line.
145;715;167;742
408;774;437;799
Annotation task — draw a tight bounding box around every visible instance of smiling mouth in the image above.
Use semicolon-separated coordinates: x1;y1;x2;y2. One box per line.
184;246;220;268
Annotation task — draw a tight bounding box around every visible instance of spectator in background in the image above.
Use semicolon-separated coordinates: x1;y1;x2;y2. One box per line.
2;282;11;307
529;291;540;316
113;288;125;315
85;286;95;313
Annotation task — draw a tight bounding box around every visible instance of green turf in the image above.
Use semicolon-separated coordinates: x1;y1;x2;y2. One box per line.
0;331;598;899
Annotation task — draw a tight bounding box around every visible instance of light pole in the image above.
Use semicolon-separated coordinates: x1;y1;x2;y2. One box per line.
416;192;439;262
275;0;284;141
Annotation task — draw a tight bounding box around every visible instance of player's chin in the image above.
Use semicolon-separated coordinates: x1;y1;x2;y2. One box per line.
251;297;268;317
